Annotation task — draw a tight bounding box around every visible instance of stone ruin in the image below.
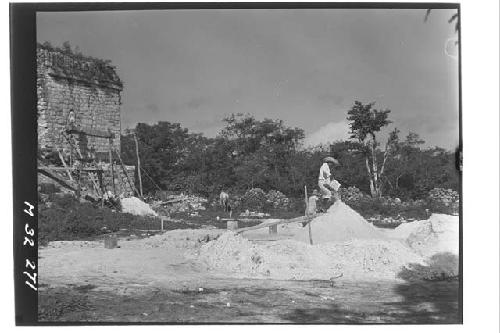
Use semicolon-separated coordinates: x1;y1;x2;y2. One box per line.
37;43;136;200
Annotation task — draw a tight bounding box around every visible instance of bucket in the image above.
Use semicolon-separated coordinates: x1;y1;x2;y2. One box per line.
226;220;238;231
104;236;118;249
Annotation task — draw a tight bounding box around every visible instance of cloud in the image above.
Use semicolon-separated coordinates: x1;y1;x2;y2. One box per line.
303;120;350;148
167;96;212;114
146;103;160;114
317;93;345;107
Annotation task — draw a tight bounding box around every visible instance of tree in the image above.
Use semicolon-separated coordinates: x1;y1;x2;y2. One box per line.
383;132;425;198
347;101;400;197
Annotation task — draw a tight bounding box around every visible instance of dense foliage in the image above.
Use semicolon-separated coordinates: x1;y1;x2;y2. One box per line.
121;108;459;201
38;194;161;245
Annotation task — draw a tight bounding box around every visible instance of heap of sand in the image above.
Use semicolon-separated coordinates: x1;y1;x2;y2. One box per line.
293;201;387;244
392;214;459;257
197;202;425;281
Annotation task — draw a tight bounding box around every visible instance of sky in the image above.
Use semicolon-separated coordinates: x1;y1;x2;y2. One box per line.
37;8;459;149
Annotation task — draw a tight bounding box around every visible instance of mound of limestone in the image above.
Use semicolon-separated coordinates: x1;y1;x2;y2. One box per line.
197;202;430;281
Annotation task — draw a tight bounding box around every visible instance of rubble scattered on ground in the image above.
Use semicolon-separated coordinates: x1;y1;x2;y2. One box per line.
151;194;208;215
120;197;158;217
239;210;271;218
127;229;223;250
367;215;417;226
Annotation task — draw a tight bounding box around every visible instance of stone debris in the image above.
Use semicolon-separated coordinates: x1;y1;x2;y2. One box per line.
151;194;208;214
239;210;270;218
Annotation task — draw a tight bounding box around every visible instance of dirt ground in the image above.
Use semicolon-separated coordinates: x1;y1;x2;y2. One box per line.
38;279;459;323
38;224;460;324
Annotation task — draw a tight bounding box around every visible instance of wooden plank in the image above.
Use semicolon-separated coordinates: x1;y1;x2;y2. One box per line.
65;126;114;138
38;168;77;191
234;214;321;234
57;150;73;181
37;168;97;203
38;166;104;173
220;218;266;223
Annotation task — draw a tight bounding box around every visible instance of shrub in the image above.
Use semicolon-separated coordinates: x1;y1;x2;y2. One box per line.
39;194;159;245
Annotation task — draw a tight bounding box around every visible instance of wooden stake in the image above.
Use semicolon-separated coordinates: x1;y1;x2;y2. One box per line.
305;185;313;245
133;133;143;197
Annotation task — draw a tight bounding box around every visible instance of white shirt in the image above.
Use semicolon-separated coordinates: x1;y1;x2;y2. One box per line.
318;162;331;181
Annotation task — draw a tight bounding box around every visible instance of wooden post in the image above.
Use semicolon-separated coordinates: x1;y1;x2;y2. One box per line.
76;162;83;199
113;149;140;197
133;133;143;198
108;136;116;196
305;185;313;245
304;185;308;211
161;217;164;231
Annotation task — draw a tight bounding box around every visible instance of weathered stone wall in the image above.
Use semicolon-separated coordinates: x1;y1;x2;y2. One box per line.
37;46;123;159
37;44;137;199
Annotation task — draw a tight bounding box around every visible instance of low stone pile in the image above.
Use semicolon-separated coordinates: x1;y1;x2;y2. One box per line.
265;190;290;209
151;194;208;215
428;188;459;215
339;186;366;203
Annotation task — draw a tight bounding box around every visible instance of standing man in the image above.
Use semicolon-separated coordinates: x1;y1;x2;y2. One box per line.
220;190;229;212
305;189;320;216
318;156;341;211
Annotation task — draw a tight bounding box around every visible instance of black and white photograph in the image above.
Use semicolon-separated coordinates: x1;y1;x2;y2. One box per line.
9;2;477;325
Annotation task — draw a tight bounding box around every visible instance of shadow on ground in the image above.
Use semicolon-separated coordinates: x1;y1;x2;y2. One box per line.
281;253;461;324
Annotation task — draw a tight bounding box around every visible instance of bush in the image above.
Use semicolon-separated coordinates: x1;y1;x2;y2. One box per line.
39;194;159;245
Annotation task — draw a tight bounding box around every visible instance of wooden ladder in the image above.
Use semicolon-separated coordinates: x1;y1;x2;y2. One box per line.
63;132;103;197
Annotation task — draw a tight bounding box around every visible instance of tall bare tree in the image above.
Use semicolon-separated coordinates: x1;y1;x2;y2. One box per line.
347;101;400;197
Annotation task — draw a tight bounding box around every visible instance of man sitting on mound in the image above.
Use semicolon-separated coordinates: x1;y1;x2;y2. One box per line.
318;156;341;212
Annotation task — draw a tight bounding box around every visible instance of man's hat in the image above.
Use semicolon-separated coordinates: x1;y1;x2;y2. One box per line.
323;156;339;165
